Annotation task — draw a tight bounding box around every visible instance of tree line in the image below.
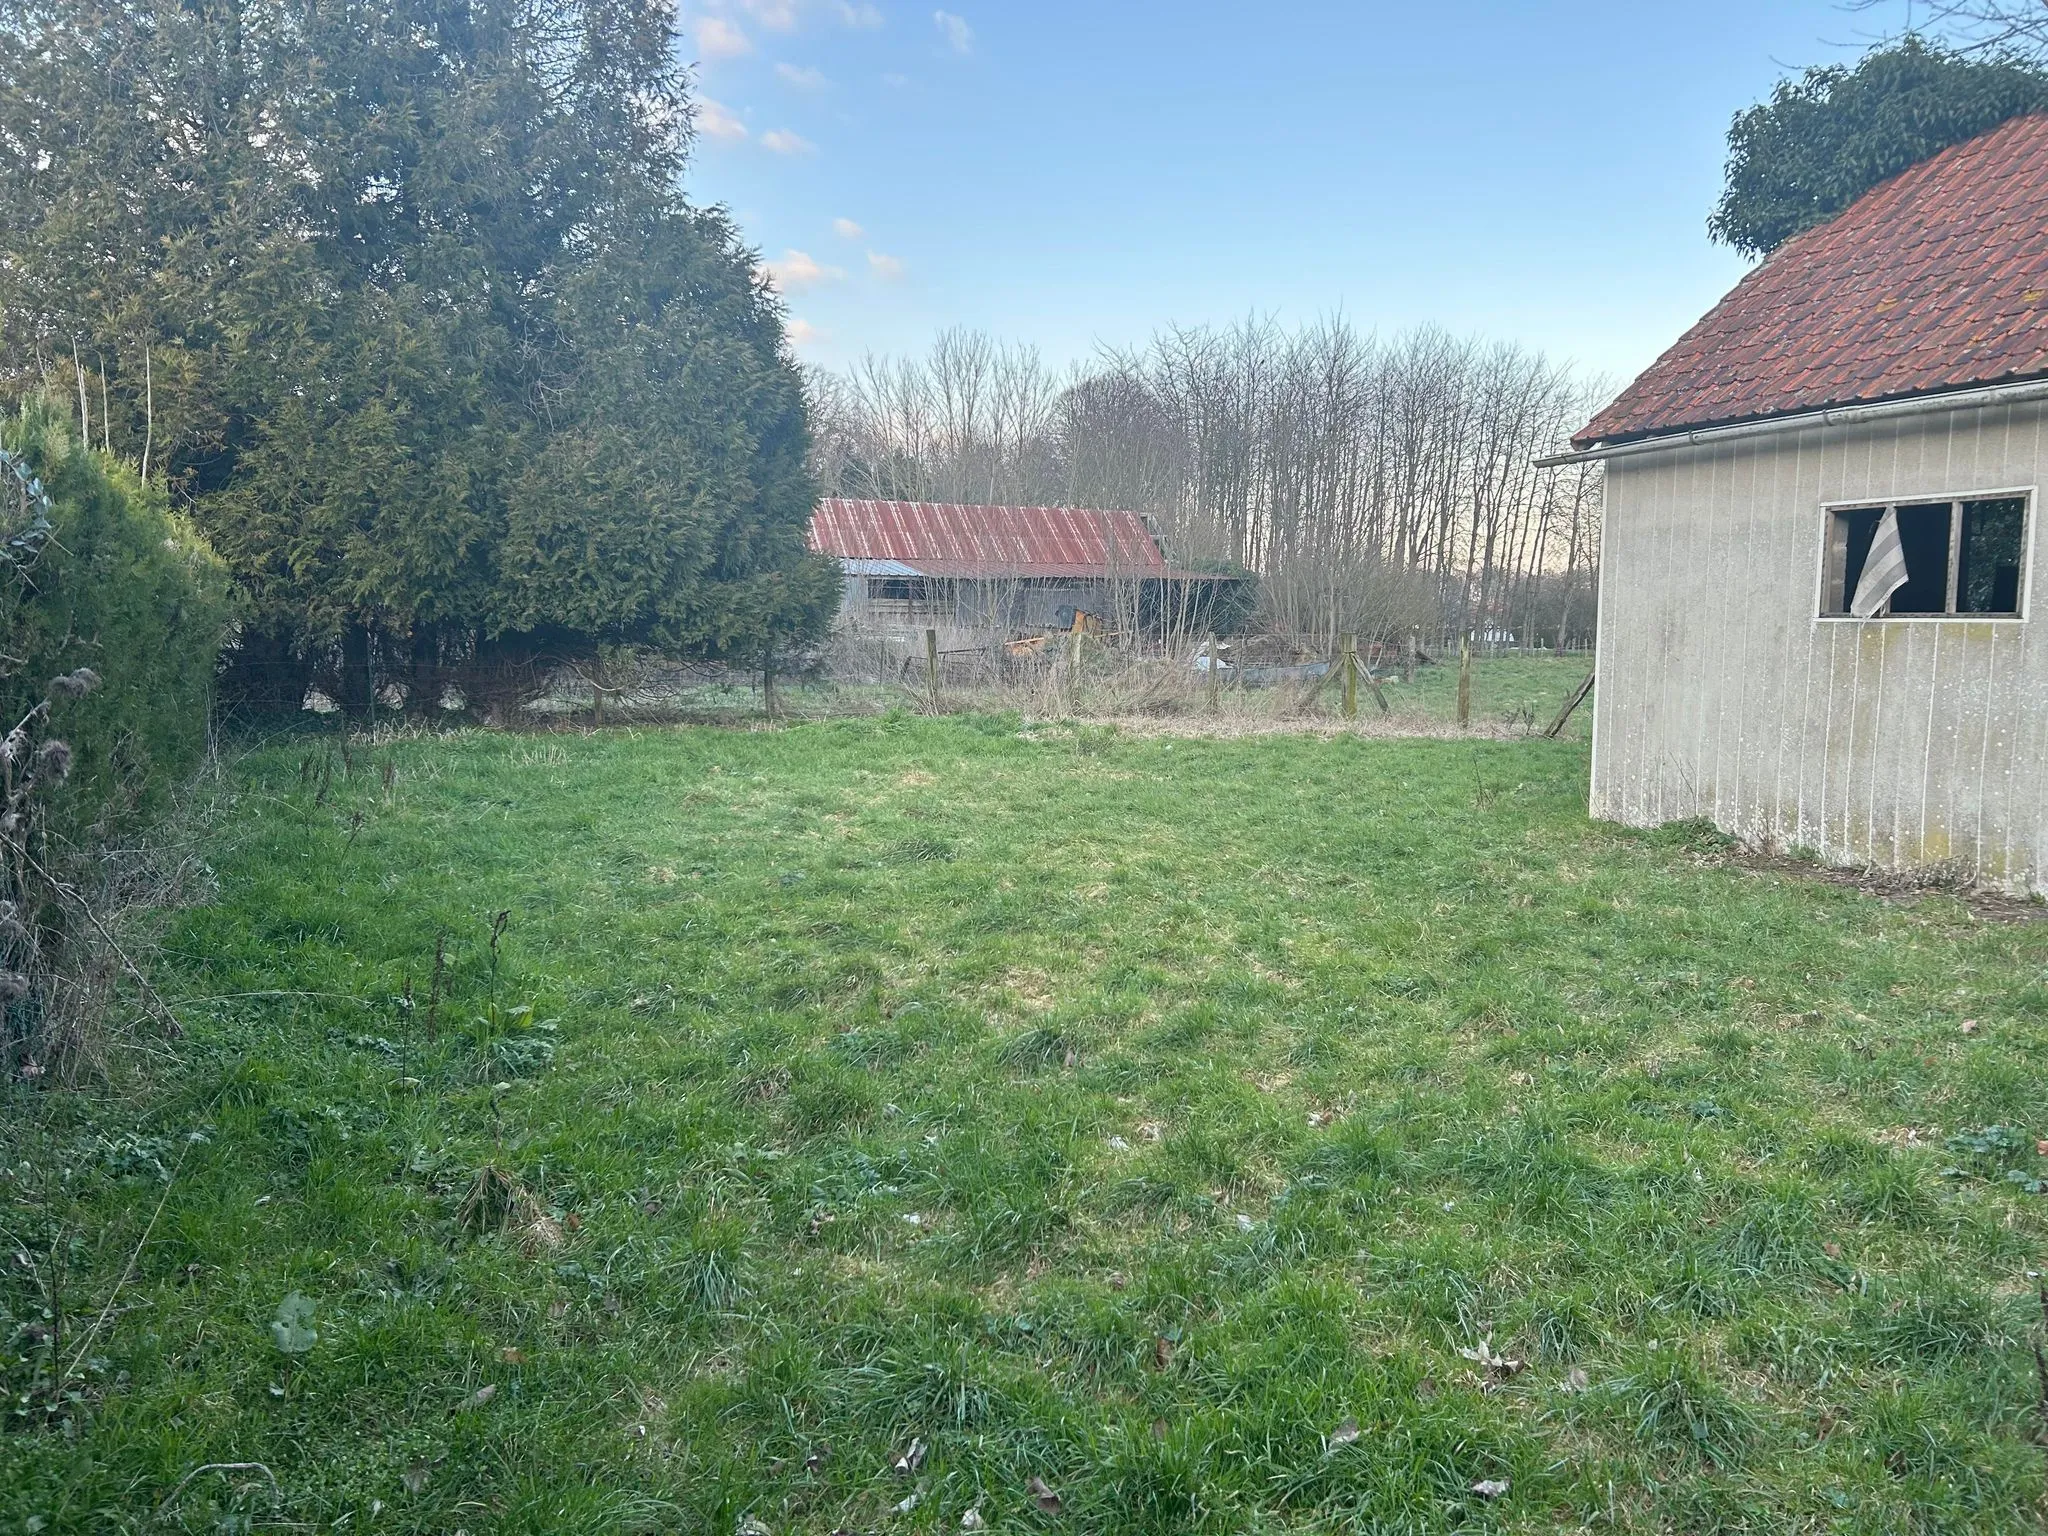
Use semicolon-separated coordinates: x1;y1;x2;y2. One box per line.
812;320;1605;654
0;0;835;717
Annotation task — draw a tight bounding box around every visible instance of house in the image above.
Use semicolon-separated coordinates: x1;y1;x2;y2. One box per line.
1554;113;2048;893
808;498;1244;651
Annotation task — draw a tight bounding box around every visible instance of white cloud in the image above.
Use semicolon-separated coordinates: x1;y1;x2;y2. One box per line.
760;128;815;154
694;96;748;142
776;61;827;89
739;0;799;30
786;317;824;347
694;15;752;57
832;216;865;239
933;9;971;52
836;2;884;26
866;250;905;279
762;249;843;289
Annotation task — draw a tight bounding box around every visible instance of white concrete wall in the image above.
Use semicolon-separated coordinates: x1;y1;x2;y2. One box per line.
1592;397;2047;893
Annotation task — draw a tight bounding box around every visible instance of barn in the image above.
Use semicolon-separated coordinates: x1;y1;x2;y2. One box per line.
1556;113;2048;893
808;498;1243;652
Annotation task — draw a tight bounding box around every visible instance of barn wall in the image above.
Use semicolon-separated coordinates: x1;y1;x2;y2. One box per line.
1591;397;2048;893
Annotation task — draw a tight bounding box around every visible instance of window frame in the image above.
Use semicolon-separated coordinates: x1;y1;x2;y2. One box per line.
1814;486;2035;623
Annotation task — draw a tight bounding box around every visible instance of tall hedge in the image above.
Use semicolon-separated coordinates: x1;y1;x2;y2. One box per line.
0;400;237;844
0;0;838;716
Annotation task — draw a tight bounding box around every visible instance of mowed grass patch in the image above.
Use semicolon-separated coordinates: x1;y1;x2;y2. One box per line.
4;714;2046;1534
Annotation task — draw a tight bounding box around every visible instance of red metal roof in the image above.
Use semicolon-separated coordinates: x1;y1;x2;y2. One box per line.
1575;112;2048;449
809;499;1196;579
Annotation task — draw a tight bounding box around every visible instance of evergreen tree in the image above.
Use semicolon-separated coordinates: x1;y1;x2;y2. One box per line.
0;0;836;712
1712;38;2048;258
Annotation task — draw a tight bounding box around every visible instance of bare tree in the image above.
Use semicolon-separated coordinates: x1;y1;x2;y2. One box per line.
1851;0;2048;57
810;317;1606;659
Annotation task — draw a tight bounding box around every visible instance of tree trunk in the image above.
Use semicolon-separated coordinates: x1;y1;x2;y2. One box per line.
408;623;442;719
338;625;374;717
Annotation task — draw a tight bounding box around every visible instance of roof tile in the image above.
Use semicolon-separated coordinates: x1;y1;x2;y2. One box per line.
1576;113;2048;447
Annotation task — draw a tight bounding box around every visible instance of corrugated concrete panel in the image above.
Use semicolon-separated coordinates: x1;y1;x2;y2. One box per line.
1592;396;2047;894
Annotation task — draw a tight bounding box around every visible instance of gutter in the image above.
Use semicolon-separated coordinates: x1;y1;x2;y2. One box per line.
1533;375;2048;468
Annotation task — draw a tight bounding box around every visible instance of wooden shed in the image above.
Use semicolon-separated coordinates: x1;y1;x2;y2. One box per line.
1554;114;2048;893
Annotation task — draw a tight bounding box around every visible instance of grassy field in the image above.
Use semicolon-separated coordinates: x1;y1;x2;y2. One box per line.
5;701;2047;1533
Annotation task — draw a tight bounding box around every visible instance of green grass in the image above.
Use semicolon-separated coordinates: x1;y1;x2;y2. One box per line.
5;707;2046;1534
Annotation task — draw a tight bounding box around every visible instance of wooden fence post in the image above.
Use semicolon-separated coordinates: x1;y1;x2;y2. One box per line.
1457;638;1472;728
925;628;940;713
1341;632;1358;720
1403;629;1417;686
1205;632;1219;714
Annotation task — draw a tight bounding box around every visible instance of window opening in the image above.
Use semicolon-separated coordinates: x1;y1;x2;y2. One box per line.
1823;494;2027;617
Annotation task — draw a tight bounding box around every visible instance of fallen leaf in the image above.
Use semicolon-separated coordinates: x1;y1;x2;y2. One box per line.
457;1383;497;1412
1150;1418;1168;1441
1235;1213;1256;1233
1326;1416;1361;1450
1958;1019;1978;1034
892;1437;927;1476
1415;1377;1437;1400
960;1510;986;1532
1153;1335;1175;1371
1822;1242;1842;1260
548;1297;569;1320
736;1517;772;1536
1106;1271;1127;1292
1026;1476;1062;1515
892;1491;921;1516
1564;1366;1589;1393
1457;1336;1525;1376
402;1460;431;1495
1470;1478;1510;1499
803;1443;831;1473
269;1291;318;1356
498;1347;526;1364
565;1211;584;1233
1106;1135;1130;1152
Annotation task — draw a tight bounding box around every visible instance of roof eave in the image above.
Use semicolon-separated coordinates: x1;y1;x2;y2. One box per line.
1542;373;2048;468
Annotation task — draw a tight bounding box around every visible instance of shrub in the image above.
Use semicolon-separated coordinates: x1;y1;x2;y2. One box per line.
0;399;237;844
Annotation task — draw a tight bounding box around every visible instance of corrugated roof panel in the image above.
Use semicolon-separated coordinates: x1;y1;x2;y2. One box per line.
808;500;1214;579
1577;112;2048;448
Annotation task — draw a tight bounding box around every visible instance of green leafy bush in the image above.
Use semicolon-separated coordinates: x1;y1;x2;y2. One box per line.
0;400;237;843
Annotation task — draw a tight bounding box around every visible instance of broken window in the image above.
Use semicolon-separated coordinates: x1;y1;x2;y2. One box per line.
1821;494;2029;617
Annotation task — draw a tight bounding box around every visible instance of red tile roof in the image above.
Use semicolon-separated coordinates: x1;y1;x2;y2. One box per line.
809;499;1192;579
1575;112;2048;449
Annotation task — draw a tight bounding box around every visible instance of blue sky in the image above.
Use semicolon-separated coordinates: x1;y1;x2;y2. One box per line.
681;0;1914;388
